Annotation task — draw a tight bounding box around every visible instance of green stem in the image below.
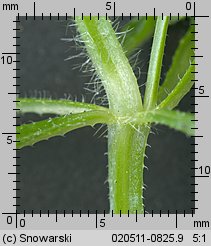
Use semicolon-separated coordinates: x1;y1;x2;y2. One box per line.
108;124;149;213
75;17;147;213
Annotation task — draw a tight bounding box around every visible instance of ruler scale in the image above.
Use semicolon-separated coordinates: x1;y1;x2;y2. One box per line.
0;0;210;245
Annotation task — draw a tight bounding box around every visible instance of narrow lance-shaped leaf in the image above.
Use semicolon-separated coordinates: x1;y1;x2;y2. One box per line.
75;16;143;115
158;25;194;103
17;110;114;149
157;63;194;110
144;16;169;110
17;98;109;115
130;109;194;136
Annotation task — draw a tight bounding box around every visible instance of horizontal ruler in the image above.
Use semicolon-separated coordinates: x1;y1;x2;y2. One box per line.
0;212;210;230
0;0;210;18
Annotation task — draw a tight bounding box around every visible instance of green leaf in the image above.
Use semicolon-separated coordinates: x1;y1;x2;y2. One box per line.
75;16;143;115
17;98;108;115
157;63;194;110
144;16;169;110
158;26;194;103
17;110;114;149
121;17;155;55
131;109;194;136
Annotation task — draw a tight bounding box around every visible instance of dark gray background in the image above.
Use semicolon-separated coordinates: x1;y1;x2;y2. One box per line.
17;17;194;214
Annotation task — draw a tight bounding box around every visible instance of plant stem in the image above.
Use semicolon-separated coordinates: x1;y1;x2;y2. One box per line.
75;17;148;213
108;124;150;213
